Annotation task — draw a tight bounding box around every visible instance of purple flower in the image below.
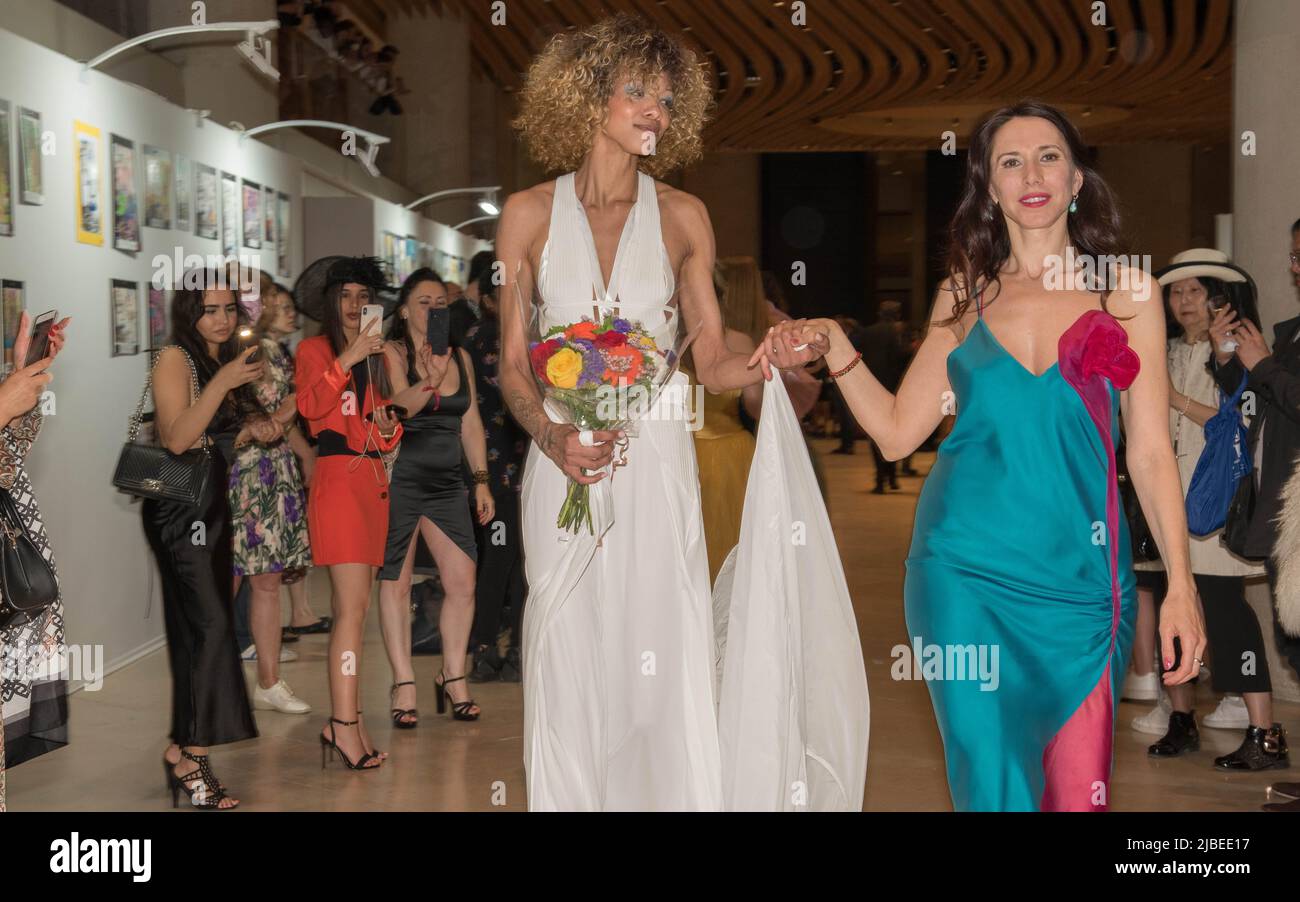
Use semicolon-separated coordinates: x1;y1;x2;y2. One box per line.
258;456;274;487
613;317;632;333
284;492;301;525
270;561;284;573
245;520;264;549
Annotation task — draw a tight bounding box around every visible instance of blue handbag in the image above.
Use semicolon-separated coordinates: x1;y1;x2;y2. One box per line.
1185;373;1251;536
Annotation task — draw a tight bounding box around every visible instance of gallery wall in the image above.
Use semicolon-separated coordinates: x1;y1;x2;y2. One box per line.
0;25;490;685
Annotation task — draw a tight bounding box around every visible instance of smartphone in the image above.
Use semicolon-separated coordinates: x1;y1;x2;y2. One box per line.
237;326;262;363
360;304;384;340
427;306;450;356
1207;296;1238;353
367;404;408;422
24;310;57;367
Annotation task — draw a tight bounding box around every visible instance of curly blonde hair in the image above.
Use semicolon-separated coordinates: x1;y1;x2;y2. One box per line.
512;14;713;178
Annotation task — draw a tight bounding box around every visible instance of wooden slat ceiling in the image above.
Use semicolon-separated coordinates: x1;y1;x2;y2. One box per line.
368;0;1234;150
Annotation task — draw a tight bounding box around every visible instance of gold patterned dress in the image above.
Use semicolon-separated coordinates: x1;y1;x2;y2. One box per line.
692;383;757;585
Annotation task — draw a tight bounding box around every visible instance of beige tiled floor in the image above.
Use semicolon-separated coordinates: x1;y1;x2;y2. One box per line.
8;440;1296;811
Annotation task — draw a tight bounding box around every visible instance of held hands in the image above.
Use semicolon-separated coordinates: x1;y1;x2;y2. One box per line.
340;320;385;371
746;318;836;381
0;310;66;422
1209;306;1271;370
217;346;265;391
1158;580;1208;686
247;415;284;444
474;483;495;525
541;422;623;485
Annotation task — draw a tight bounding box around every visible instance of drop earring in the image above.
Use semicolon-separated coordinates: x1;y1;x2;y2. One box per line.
1068;195;1078;214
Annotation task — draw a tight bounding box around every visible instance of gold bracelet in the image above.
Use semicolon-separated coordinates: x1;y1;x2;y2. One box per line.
472;469;490;485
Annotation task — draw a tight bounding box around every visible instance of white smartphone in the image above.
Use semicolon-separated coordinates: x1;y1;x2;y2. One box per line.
25;309;58;367
360;304;384;339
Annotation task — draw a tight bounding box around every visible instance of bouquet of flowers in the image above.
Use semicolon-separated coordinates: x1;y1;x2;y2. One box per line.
522;287;696;534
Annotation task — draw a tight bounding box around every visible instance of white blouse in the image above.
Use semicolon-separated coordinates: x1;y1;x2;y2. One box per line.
1134;336;1265;577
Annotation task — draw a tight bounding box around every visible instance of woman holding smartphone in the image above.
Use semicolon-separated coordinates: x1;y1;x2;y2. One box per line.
0;311;70;813
378;268;493;727
295;257;402;770
227;272;315;715
146;272;281;809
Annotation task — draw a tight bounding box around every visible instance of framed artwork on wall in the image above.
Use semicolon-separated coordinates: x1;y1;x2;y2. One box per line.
111;278;140;357
110;134;140;252
74;120;103;245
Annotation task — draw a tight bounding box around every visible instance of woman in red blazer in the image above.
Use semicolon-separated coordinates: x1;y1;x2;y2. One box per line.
296;257;402;771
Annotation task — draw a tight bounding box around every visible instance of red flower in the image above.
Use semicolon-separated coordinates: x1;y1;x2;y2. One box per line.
1059;309;1140;391
594;330;628;350
530;339;562;384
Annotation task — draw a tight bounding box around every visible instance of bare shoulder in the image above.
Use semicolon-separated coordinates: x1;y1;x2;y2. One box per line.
1104;262;1159;323
501;181;556;225
154;345;189;377
655;180;708;227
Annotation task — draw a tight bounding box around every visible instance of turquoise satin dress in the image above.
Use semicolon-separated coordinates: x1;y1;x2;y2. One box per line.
904;296;1140;811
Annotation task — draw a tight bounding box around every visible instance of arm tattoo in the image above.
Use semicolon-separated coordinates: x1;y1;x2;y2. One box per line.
505;386;557;457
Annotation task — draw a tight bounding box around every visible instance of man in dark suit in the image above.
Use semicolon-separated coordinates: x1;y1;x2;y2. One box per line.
859;300;907;492
1211;221;1300;694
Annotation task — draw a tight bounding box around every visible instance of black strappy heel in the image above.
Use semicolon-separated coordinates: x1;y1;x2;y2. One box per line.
390;681;418;728
319;717;382;770
164;749;238;809
435;670;481;721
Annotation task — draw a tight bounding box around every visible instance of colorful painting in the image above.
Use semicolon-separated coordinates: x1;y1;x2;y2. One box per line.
276;192;290;277
110;134;140;252
264;185;275;254
143;145;171;229
220;172;238;256
195;163;217;239
18;107;41;205
2;280;23;372
74;120;103;245
111;279;140;357
0;101;12;236
241;179;261;249
148;286;167;350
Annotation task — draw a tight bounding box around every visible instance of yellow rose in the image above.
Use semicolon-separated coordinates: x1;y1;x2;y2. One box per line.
545;347;583;389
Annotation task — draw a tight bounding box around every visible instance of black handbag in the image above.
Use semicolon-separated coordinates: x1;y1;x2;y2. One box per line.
1117;442;1160;562
0;487;60;630
1222;470;1265;560
112;346;211;504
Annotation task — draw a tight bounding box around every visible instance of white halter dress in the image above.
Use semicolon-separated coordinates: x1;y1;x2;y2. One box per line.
521;171;720;810
521;171;870;812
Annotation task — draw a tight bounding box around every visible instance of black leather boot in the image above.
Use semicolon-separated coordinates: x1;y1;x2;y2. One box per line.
500;645;522;683
1148;710;1199;757
1214;723;1289;771
468;643;502;683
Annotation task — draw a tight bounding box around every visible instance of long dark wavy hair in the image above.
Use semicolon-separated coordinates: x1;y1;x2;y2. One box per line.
940;100;1125;326
321;279;393;399
387;268;465;375
168;270;258;421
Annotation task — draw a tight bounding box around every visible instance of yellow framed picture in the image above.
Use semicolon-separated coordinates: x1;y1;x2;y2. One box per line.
74;119;103;245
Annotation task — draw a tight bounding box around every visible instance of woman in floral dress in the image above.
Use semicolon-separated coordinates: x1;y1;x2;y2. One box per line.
228;276;315;715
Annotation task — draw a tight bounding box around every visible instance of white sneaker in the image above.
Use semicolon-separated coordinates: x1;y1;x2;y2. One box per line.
1122;669;1161;701
1131;692;1173;735
253;679;312;714
1202;694;1249;730
241;645;298;663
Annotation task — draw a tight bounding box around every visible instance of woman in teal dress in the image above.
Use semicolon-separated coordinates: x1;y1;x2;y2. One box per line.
753;101;1207;811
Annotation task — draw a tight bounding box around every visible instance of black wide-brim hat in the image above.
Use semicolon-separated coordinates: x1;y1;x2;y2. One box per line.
294;255;399;322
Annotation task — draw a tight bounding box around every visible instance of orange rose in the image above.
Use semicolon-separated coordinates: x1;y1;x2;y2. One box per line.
565;321;599;341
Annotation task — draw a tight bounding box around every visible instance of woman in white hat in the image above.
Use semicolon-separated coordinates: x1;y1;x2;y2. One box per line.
1128;249;1285;771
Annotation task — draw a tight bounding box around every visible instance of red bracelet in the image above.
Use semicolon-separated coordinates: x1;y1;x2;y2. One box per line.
829;352;863;380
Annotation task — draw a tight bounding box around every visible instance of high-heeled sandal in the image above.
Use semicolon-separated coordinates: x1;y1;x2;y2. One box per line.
436;670;481;721
356;709;387;759
163;749;238;809
390;681;418;728
319;717;382;770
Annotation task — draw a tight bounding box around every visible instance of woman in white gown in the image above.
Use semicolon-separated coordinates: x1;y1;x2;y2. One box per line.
497;14;868;811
